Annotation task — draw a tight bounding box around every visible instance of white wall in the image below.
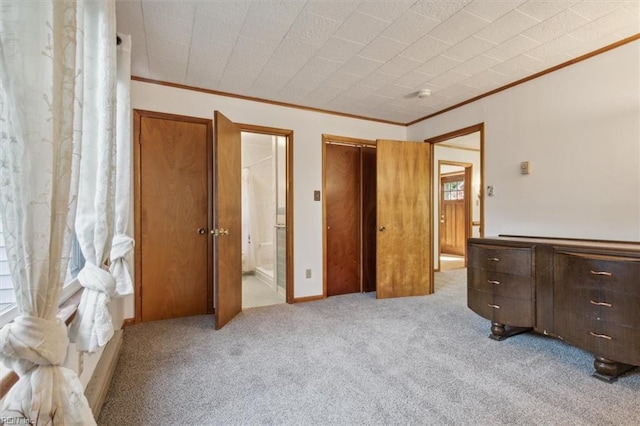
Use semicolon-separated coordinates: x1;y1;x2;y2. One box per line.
409;41;640;242
131;81;405;299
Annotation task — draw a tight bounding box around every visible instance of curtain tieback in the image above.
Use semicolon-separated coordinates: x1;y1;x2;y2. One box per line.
0;316;69;375
110;233;134;260
78;262;116;296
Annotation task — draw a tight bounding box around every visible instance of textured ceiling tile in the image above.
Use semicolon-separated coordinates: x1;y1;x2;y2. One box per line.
273;39;319;70
410;0;473;22
222;37;276;81
564;33;622;57
146;36;189;65
394;71;435;89
490;54;542;76
429;11;491;45
306;85;346;106
342;84;378;100
401;36;451;62
523;9;589;44
116;1;149;77
357;1;415;23
141;0;196;22
452;54;501;76
142;7;193;46
287;12;342;47
475;9;540;44
193;1;250;45
383;10;440;44
569;8;639;43
186;42;232;88
298;57;344;85
376;56;421;77
304;0;360;22
415;55;463;76
615;24;640;39
623;1;640;15
358;36;408;63
436;83;483;100
444;36;497;62
335;11;390;45
359;72;398;89
484;35;541;61
460;69;509;90
260;55;301;81
340;56;383;78
148;55;187;82
526;35;584;63
570;1;624;20
244;1;307;26
240;14;292;44
428;71;472;88
218;74;262;96
325;72;361;89
517;0;579;21
463;0;526;22
375;84;414;98
316;37;364;63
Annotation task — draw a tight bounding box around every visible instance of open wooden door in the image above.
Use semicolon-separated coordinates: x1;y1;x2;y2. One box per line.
214;111;242;329
376;140;432;298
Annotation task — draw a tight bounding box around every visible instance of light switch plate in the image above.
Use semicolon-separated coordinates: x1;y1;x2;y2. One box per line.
314;190;321;201
520;161;530;175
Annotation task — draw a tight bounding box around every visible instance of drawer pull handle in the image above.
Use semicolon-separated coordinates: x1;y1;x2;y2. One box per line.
589;332;612;340
589;270;612;277
487;304;500;309
487;257;499;262
487;280;500;285
589;300;612;308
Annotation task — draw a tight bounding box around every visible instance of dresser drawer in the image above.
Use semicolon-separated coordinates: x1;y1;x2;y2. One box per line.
554;251;640;295
555;285;640;328
468;267;533;300
468;244;532;276
555;310;640;366
468;288;533;328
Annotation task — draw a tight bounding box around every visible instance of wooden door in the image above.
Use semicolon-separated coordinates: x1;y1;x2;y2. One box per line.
376;140;432;298
361;146;377;293
214;111;242;329
440;174;466;256
138;113;212;322
326;143;361;296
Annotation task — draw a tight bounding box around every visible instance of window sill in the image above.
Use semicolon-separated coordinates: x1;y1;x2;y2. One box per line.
0;287;83;400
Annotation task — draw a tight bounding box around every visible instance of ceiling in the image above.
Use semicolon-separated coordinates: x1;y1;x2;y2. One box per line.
116;0;639;124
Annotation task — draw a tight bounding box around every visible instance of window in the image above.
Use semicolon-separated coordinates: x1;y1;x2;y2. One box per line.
443;179;465;201
0;221;84;326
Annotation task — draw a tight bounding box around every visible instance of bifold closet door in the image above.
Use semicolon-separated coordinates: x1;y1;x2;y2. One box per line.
326;143;361;296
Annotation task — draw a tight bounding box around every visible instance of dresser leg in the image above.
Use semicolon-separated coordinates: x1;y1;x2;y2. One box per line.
489;322;531;341
592;357;636;382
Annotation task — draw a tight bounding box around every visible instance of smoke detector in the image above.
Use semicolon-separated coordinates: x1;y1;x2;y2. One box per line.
417;89;431;99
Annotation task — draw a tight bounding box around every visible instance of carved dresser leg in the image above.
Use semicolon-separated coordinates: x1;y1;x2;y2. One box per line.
592;356;636;383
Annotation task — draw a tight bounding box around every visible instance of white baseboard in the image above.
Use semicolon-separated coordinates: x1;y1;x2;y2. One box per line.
85;329;123;419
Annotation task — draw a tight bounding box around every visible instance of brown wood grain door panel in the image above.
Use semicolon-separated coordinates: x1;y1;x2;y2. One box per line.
214;111;242;329
139;115;210;322
326;143;361;296
376;140;432;298
361;146;377;293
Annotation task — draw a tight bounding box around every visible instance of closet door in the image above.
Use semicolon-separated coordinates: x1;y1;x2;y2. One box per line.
326;143;361;296
376;140;432;298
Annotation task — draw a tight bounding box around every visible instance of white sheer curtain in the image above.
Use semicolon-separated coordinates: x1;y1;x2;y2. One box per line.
0;1;95;424
68;0;118;353
110;34;134;296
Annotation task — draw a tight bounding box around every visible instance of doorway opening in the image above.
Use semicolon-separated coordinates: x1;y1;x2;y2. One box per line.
426;124;484;272
240;131;287;308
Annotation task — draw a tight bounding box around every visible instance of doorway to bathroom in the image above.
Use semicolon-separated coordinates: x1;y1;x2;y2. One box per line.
241;130;288;308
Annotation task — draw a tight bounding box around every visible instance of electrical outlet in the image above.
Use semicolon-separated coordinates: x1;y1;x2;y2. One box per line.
305;269;312;278
487;185;494;197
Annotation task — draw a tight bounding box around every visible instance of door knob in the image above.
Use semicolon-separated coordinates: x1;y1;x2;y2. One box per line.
379;225;386;232
197;228;206;235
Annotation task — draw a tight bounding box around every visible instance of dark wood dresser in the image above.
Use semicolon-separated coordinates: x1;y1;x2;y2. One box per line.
467;235;640;382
